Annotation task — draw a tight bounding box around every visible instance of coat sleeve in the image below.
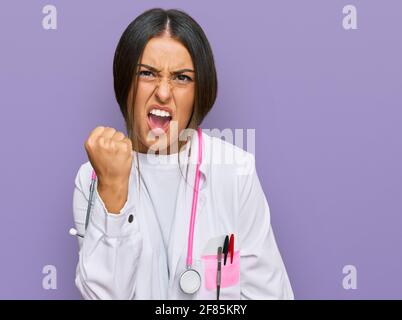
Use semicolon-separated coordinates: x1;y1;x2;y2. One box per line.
237;154;294;300
72;162;142;300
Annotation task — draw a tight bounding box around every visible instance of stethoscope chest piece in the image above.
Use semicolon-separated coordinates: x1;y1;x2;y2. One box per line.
179;268;201;294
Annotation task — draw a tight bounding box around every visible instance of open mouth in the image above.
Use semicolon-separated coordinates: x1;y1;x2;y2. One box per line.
147;108;172;133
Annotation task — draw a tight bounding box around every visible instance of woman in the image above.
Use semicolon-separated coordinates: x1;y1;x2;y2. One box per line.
72;8;294;300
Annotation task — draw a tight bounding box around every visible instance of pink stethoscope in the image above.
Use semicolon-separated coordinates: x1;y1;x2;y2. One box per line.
70;127;203;295
179;126;203;294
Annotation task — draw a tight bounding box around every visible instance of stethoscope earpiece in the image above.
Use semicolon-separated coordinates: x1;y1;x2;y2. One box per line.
69;227;84;238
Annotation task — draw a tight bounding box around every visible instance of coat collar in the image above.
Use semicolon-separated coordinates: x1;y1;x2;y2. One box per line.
177;128;210;184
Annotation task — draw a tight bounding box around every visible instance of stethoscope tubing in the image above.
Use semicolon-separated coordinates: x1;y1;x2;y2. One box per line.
84;170;97;231
186;127;202;268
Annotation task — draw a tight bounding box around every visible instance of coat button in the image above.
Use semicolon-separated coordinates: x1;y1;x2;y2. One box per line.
128;214;134;223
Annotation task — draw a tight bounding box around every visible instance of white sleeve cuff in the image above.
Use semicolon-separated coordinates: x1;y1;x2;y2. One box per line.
90;184;138;238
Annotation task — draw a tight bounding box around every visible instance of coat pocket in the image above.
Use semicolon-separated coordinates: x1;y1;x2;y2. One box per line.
201;250;240;291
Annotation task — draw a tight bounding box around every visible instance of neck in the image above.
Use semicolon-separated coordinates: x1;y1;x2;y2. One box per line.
132;137;189;155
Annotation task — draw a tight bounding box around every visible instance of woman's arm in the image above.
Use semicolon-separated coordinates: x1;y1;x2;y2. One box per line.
72;162;142;299
237;154;294;300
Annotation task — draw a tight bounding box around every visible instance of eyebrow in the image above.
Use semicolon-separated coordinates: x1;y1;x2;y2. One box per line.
137;63;195;74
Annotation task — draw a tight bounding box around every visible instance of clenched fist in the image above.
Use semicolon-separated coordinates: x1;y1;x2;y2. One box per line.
84;126;133;214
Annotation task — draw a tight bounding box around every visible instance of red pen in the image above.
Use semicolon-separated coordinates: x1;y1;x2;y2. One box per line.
229;234;234;264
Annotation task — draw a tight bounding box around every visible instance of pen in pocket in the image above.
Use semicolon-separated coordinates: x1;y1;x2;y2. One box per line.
216;246;222;300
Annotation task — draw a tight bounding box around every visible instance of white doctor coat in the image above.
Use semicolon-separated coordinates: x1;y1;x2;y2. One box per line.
72;130;294;300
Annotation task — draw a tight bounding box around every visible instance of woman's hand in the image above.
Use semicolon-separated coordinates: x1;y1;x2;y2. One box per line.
84;126;133;214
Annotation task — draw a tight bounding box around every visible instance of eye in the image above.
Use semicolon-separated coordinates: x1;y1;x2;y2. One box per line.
138;70;155;78
174;74;193;82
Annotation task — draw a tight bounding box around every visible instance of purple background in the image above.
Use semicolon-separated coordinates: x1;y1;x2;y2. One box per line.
0;0;401;299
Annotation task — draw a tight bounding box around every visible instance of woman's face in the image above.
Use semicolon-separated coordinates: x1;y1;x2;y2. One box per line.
129;35;195;154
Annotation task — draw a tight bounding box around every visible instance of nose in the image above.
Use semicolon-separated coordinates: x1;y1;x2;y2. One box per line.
155;77;172;103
